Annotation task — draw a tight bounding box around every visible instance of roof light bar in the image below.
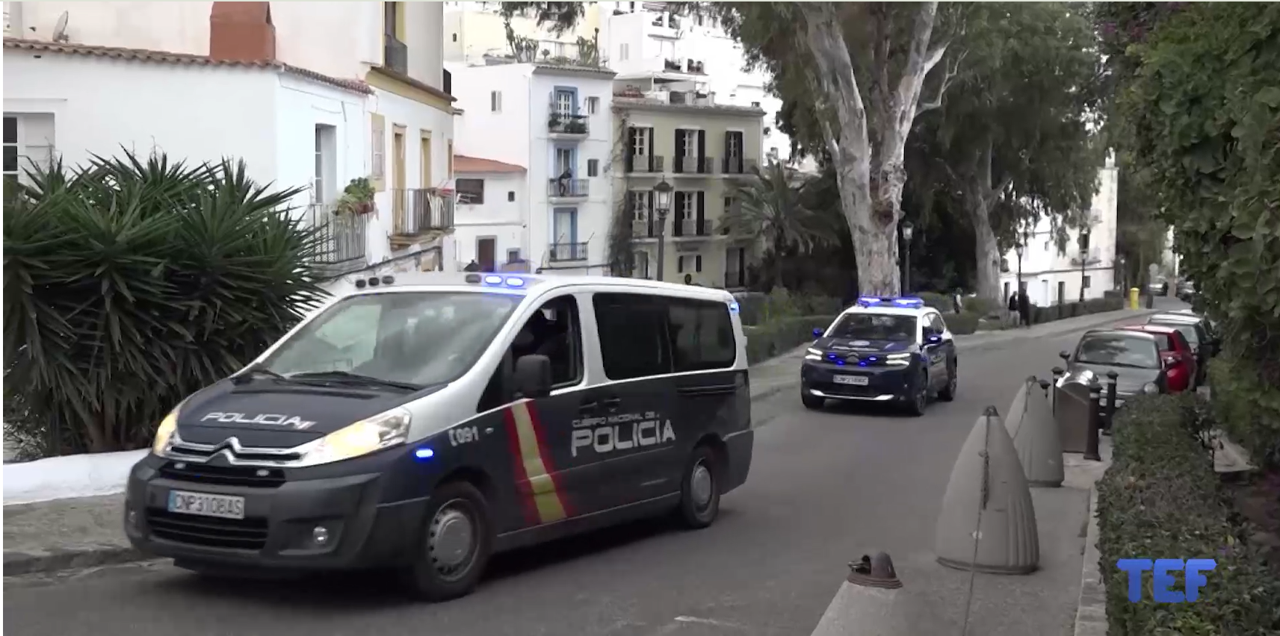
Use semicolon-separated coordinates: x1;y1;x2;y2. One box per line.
856;296;924;309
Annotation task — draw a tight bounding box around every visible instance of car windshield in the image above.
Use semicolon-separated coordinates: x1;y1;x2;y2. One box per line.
1075;334;1161;369
827;313;917;341
1150;320;1201;346
260;291;521;387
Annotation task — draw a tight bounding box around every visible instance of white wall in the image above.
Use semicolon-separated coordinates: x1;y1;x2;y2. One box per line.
13;1;381;81
404;1;444;89
3;51;278;183
273;73;367;214
443;2;602;65
453;171;526;268
449;63;533;167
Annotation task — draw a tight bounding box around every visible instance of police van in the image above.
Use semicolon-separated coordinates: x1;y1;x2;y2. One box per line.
125;273;754;600
800;296;958;415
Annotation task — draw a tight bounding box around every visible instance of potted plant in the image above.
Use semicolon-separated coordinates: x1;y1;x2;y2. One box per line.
335;177;375;215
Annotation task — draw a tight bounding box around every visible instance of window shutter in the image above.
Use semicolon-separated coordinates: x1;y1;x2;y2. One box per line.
723;132;731;172
675;129;686;168
674;192;686;232
697;129;706;164
696;192;705;234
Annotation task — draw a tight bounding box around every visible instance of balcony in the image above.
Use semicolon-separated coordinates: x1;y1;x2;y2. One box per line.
674;155;715;176
309;203;369;273
673;217;711;238
549;241;589;262
391;188;455;247
384;36;408;75
625;154;665;174
631;218;656;239
722;156;759;176
548;178;589;200
548;111;589;137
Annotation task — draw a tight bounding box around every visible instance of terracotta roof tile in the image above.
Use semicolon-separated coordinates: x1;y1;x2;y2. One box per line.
3;38;372;95
454;155;525;174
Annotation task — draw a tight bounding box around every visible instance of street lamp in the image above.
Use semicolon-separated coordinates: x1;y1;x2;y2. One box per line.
1078;228;1090;302
653;179;673;281
901;221;914;294
1014;241;1024;305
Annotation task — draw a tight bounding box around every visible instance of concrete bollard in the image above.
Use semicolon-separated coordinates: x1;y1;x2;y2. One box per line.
809;553;924;636
935;406;1040;574
1004;377;1064;488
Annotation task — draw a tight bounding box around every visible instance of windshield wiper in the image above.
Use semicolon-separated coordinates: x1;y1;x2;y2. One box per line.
289;371;423;391
231;363;292;386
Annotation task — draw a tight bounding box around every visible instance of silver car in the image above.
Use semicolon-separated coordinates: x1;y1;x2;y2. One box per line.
1061;329;1168;409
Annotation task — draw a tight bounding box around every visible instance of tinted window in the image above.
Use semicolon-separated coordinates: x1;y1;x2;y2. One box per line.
593;293;673;380
1074;334;1161;369
668;298;736;372
1151;320;1200;346
512;296;583;388
828;313;917;341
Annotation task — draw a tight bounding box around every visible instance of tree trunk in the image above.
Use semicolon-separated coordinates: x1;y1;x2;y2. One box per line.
801;2;946;296
968;139;1006;305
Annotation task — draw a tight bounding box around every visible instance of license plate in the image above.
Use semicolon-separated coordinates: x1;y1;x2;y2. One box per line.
833;375;869;386
167;490;246;520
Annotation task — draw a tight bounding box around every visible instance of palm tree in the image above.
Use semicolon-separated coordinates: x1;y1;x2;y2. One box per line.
721;161;841;288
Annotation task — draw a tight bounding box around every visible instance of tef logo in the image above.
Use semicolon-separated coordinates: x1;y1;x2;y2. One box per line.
1116;559;1217;603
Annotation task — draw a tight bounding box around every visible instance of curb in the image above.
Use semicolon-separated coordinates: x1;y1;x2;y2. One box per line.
956;308;1163;352
1073;488;1108;636
4;544;155;577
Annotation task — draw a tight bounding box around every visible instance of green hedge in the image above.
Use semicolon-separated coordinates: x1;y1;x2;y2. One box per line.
1096;393;1280;635
733;289;841;327
1031;296;1124;324
947;312;982;335
744;314;835;364
1208;353;1280;467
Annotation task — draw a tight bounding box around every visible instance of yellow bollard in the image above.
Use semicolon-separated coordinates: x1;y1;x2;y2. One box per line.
1129;287;1140;310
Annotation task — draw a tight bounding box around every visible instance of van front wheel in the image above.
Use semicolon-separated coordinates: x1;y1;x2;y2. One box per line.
403;480;493;602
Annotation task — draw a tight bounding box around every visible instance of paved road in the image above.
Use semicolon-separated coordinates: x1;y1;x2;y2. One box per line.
4;317;1143;636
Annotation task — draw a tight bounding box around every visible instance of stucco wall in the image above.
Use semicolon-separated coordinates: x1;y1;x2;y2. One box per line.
3;51;278;184
273;73;368;215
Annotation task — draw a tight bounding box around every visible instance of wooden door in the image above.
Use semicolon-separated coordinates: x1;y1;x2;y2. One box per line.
478;237;496;272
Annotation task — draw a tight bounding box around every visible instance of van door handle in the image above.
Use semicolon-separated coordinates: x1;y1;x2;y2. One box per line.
579;401;599;413
600;397;621;410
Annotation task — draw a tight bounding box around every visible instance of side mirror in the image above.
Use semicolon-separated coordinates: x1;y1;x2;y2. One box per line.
812;328;824;338
1059;350;1071;362
513;354;552;399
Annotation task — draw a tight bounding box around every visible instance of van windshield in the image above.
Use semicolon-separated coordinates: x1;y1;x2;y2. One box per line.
260;291;521;387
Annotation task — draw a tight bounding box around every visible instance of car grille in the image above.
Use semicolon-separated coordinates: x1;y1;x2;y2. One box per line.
146;509;269;550
814;382;883;398
158;462;286;488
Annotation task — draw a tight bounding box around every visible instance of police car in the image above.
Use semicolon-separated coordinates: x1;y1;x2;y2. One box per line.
800;296;958;415
125;272;754;601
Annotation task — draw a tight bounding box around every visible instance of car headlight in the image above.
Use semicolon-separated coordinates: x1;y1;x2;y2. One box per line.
807;347;823;356
1142;382;1159;394
297;408;412;467
151;408;180;455
885;352;913;366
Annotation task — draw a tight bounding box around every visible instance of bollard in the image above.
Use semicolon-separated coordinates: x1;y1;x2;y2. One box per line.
1050;367;1064;414
1004;377;1064;488
1104;370;1119;435
935;406;1039;575
1084;379;1102;461
809;553;933;636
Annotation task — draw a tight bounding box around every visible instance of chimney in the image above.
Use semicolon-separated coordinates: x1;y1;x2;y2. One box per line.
209;2;275;62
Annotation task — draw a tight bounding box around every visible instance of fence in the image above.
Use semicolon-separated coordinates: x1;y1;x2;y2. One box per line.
391;188;455;236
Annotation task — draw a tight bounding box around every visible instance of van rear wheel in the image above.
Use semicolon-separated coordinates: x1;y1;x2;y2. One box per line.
677;445;721;529
403;480;493;602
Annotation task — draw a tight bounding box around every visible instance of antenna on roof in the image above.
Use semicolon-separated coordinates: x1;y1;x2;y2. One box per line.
52;11;69;42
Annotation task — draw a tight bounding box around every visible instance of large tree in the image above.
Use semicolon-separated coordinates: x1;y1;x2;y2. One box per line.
505;2;964;295
916;3;1102;303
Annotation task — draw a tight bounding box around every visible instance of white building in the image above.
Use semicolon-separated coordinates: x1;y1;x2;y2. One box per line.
451;154;529;271
448;60;617;274
3;1;459;278
443;1;813;173
999;156;1120;306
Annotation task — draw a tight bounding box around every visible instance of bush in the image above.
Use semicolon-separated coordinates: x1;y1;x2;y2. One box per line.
1209;353;1280;467
1096;393;1280;635
744;314;835;364
916;291;951;312
946;312;982;335
733;289;840;327
2;152;327;455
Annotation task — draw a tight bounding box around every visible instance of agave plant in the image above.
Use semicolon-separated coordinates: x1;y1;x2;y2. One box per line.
3;150;328;455
721;161;843;287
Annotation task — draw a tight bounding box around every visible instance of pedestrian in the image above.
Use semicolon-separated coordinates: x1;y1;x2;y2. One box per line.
1018;291;1031;328
463;259;481;272
952;288;963;314
556;168;572;196
1008;290;1021;327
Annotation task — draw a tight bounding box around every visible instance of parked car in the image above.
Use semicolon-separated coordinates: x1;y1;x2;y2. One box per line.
1176;280;1196;302
1120;324;1198;392
1147;312;1215;386
1062;329;1168;410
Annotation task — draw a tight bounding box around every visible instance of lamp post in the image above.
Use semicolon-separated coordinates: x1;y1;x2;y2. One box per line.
653;179;673;281
1014;241;1024;303
901;221;914;294
1118;255;1126;291
1078;228;1090;302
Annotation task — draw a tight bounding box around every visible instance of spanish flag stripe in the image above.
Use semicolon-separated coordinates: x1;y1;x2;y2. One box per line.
502;408;540;525
509;401;568;524
523;401;574;517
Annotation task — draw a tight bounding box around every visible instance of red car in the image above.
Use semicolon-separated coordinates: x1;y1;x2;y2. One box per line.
1121;324;1198;392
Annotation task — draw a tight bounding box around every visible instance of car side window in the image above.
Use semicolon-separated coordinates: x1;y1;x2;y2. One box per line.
593;293;674;380
930;313;947;336
668;298;736;372
511;295;584;389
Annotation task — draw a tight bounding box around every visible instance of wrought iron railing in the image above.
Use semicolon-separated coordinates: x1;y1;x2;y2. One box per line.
722;156;758;175
547;178;589;197
675;218;709;237
548;111;589;135
309;203;368;266
549;241;589;262
674;155;716;175
625;154;664;173
391;188;455;236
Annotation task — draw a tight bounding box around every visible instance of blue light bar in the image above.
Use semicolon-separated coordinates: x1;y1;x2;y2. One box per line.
483;275;504;285
856;296;924;309
414;447;435;460
728;301;740;313
504;277;525;288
